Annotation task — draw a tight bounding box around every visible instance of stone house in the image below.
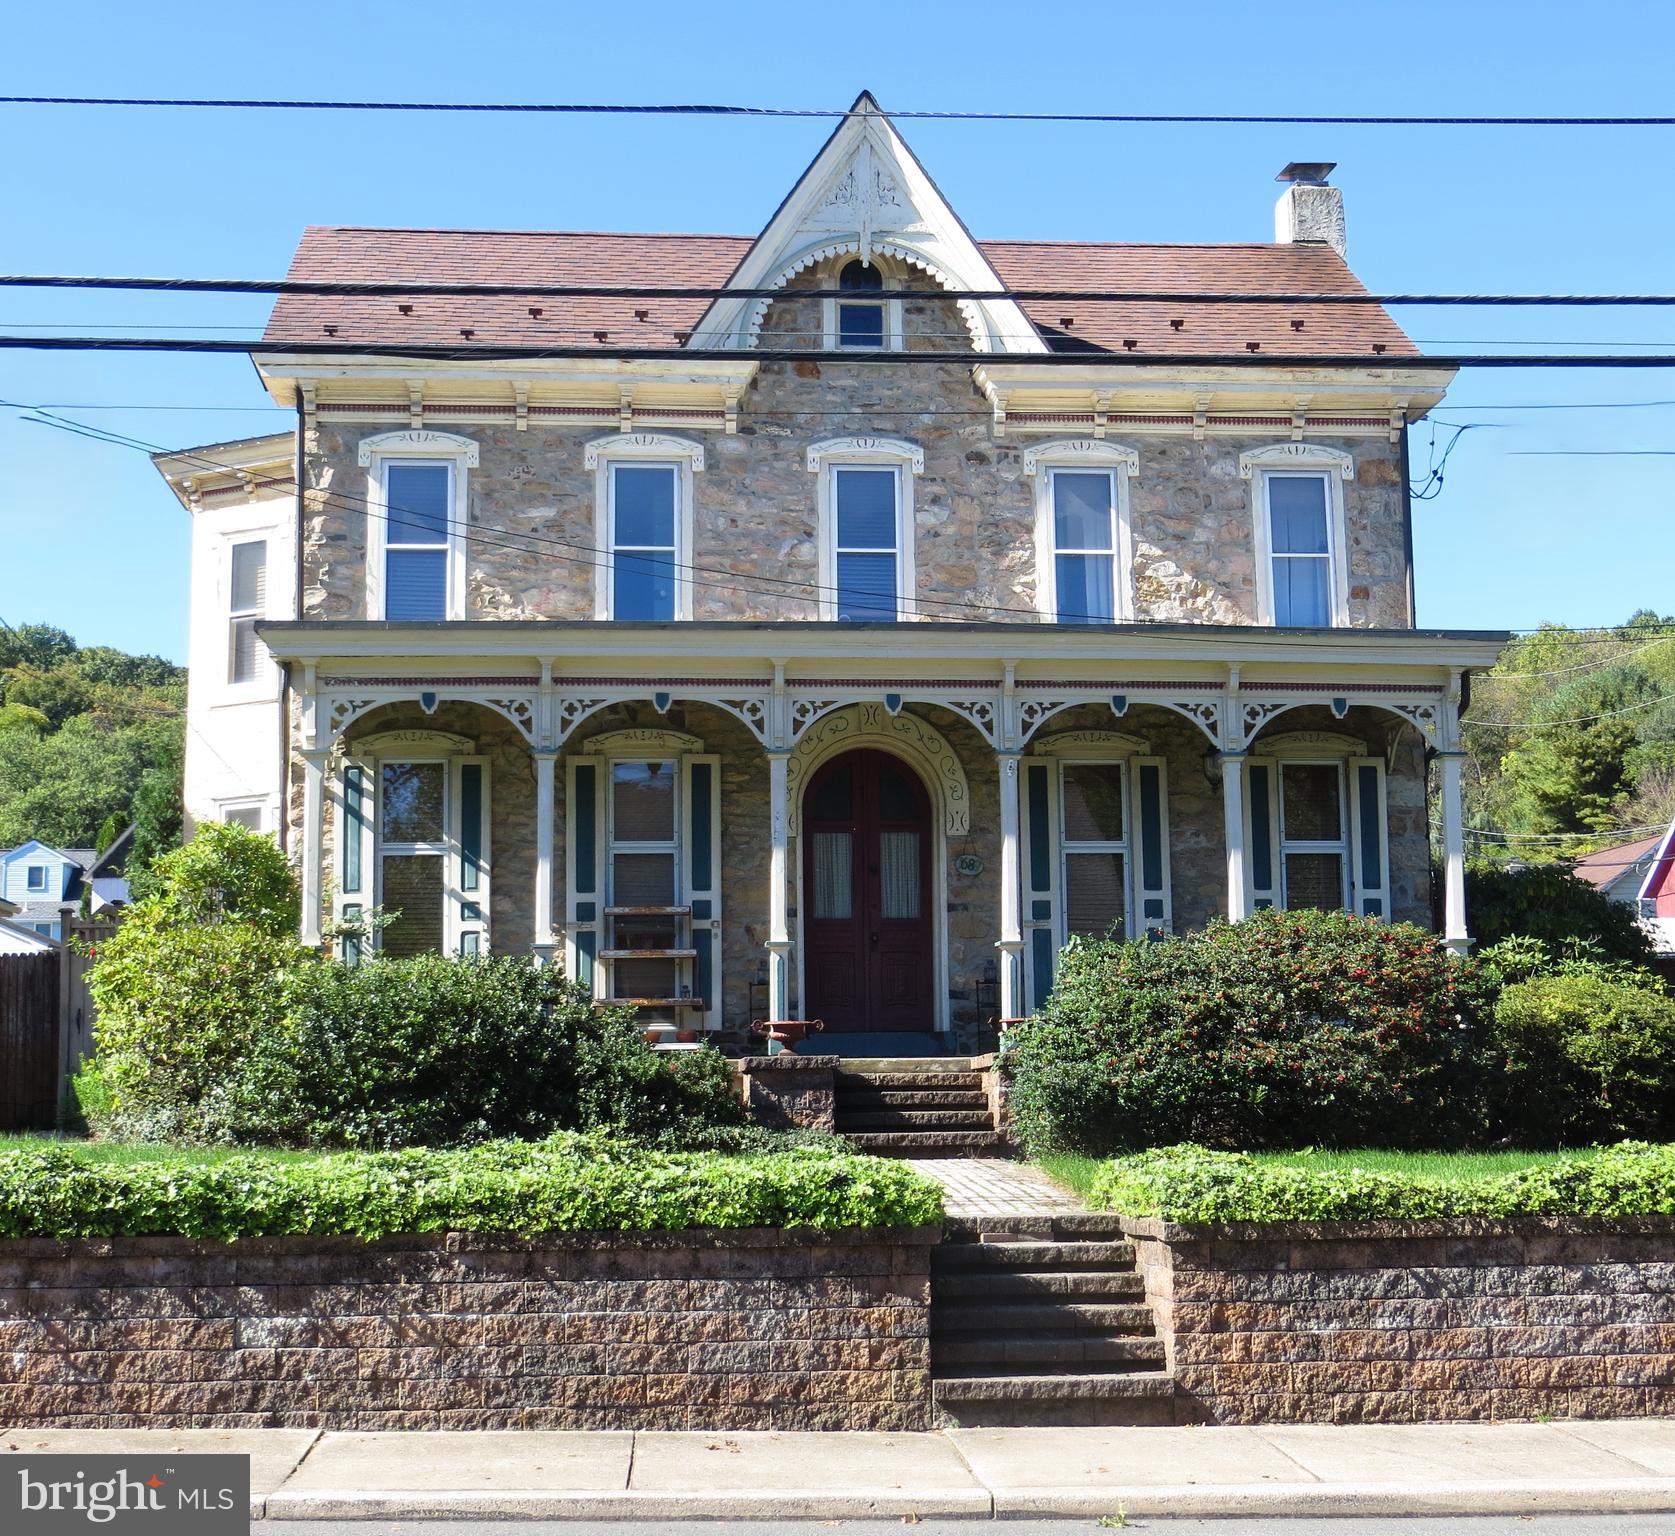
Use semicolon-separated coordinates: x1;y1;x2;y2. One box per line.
156;93;1502;1046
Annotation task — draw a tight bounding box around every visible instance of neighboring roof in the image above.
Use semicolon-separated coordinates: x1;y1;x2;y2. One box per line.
90;825;134;880
1572;833;1663;894
0;916;59;953
9;899;73;925
1;841;97;872
261;227;1419;360
1638;817;1675;904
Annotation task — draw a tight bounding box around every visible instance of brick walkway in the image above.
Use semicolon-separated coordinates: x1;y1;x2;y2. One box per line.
907;1157;1085;1219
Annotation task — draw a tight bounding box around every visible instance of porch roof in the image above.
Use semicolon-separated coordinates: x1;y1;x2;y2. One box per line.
259;619;1507;673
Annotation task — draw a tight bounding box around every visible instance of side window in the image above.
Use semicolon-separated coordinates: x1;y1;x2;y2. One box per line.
833;465;902;621
382;461;452;621
221;804;264;832
1264;472;1334;627
609;463;679;621
227;539;268;683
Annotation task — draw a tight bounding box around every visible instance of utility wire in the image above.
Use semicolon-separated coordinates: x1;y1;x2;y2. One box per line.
3;97;1673;125
11;275;1675;305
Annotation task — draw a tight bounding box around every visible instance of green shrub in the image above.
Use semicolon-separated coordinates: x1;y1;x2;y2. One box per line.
1088;1141;1675;1224
1464;860;1656;967
264;955;750;1149
0;1134;944;1240
128;820;301;936
1489;972;1675;1145
1004;909;1487;1156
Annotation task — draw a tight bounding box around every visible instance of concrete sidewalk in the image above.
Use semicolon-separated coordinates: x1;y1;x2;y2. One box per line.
9;1421;1675;1520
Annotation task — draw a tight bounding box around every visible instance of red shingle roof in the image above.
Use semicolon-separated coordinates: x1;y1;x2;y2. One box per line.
262;226;1419;358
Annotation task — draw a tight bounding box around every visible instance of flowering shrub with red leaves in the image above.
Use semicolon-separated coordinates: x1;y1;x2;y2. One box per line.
1004;909;1490;1155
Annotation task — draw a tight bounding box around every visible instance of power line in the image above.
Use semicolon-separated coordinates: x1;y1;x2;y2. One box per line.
1466;690;1675;729
11;275;1675;305
3;97;1673;126
15;336;1675;367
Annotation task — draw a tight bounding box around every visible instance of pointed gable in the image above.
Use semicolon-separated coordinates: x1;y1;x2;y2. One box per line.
688;92;1047;354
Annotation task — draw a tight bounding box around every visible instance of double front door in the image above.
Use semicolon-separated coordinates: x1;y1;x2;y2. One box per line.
802;749;933;1032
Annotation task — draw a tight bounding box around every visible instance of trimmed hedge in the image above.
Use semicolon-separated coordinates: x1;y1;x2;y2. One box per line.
1088;1142;1675;1224
0;1135;944;1241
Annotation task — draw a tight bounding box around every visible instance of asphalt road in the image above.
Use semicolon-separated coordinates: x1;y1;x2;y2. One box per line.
262;1516;1675;1536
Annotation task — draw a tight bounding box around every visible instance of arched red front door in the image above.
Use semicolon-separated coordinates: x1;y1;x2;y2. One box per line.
802;748;934;1032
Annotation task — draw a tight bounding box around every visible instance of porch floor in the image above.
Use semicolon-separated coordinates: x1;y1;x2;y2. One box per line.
790;1031;952;1058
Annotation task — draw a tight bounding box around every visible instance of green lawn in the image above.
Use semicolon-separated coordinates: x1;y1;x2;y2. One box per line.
0;1134;330;1167
1040;1146;1604;1202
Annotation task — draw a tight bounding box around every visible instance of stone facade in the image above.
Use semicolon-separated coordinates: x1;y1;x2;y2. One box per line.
0;1228;936;1431
1124;1216;1675;1425
299;335;1412;632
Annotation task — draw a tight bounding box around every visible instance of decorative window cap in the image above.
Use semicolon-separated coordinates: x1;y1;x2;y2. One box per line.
348;728;479;756
805;435;924;474
579;727;706;756
358;430;480;468
1031;729;1151;757
1239;442;1354;480
583;432;706;471
1022;439;1139;477
1252;729;1366;758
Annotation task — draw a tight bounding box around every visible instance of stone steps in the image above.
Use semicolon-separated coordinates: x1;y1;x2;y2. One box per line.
933;1268;1146;1301
932;1370;1178;1428
832;1062;1000;1156
841;1088;990;1110
934;1332;1166;1369
933;1239;1137;1271
843;1130;1005;1156
932;1299;1156;1333
834;1070;982;1092
839;1108;996;1131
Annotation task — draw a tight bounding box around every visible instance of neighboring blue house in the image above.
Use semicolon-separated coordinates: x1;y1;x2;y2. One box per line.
0;841;102;940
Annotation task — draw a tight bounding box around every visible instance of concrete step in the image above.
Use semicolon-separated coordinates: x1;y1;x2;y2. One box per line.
932;1239;1137;1271
835;1073;984;1094
837;1088;990;1109
933;1371;1178;1427
933;1268;1145;1301
932;1300;1155;1333
934;1333;1166;1369
837;1109;996;1131
833;1057;977;1073
945;1214;1131;1242
842;1130;1005;1155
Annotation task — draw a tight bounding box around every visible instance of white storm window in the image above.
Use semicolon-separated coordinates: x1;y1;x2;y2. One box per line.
227;539;268;683
808;438;923;622
1246;747;1389;918
221;803;265;832
1024;442;1137;624
608;463;679;621
382;463;453;621
1241;445;1353;629
1059;762;1132;939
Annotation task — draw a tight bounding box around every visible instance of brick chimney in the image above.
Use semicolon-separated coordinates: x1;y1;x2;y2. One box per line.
1274;162;1345;258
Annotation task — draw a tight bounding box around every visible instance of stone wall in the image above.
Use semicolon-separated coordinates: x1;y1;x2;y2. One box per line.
300;340;1412;629
1124;1216;1675;1425
0;1228;936;1432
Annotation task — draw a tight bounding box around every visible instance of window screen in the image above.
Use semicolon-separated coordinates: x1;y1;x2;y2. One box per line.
1267;474;1332;627
834;467;899;620
610;464;677;620
228;539;267;683
1051;471;1116;624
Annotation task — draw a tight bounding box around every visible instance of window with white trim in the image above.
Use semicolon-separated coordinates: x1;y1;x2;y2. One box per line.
227;539;268;683
1059;761;1131;938
608;462;679;621
221;803;265;833
1241;444;1352;629
1246;742;1389;918
25;865;47;892
1024;440;1137;624
807;437;922;622
382;462;453;621
835;259;886;349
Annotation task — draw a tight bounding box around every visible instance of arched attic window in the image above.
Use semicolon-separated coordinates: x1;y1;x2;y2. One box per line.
831;258;895;351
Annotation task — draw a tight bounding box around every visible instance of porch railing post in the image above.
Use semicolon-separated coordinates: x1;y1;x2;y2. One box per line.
996;750;1024;1021
1440;749;1470;955
1220;751;1249;922
766;749;792;1019
300;748;329;947
533;748;558;963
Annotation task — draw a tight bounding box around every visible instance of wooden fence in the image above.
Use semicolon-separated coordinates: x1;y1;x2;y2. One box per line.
0;951;60;1129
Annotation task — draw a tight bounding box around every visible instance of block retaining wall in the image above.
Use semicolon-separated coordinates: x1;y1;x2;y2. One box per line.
0;1226;937;1431
1122;1214;1675;1425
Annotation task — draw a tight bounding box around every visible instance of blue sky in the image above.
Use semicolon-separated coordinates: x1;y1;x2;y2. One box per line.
2;0;1672;662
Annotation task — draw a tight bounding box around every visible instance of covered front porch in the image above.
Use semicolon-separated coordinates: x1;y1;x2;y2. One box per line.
265;621;1501;1047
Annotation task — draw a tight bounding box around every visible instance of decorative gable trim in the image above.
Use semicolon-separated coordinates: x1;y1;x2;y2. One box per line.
687;93;1046;356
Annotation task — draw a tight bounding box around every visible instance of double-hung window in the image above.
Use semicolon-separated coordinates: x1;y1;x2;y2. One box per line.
808;438;922;622
25;865;47;893
383;462;452;621
1025;441;1137;624
835;259;886;349
1050;470;1119;624
1059;762;1131;939
1242;445;1352;628
227;539;268;684
1246;745;1389;918
608;463;678;621
834;466;902;620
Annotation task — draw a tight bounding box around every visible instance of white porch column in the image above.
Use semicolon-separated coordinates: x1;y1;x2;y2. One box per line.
996;751;1025;1020
299;748;329;947
532;749;558;963
1440;750;1470;955
1221;752;1250;922
766;749;792;1020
